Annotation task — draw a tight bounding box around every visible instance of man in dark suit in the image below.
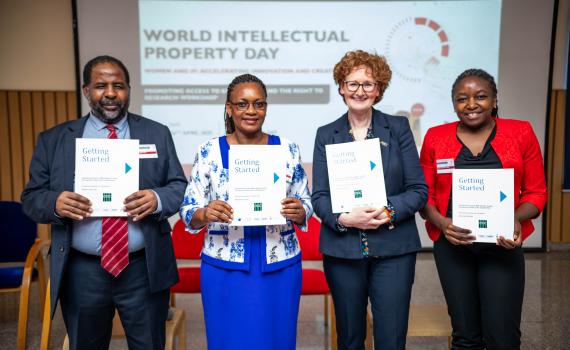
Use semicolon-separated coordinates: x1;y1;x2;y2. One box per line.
21;55;187;350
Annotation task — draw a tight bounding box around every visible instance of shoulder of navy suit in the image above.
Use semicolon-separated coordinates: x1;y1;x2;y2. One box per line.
372;109;409;130
127;112;170;130
38;115;89;138
316;112;347;134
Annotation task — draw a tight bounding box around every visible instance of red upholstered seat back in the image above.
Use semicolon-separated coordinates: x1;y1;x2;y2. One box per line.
170;220;204;294
295;216;322;261
171;219;205;259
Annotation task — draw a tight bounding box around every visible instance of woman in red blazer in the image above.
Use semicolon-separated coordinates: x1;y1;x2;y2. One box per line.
420;69;547;350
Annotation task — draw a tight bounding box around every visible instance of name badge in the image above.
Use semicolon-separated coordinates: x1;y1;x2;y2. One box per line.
139;144;158;159
436;158;454;174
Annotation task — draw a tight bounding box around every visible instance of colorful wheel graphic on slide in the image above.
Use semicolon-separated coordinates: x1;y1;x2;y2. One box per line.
385;17;450;83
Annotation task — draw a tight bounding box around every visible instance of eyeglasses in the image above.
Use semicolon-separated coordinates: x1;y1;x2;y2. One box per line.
344;81;378;93
229;101;268;111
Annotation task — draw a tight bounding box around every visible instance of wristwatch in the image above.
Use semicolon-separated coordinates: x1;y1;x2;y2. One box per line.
335;213;348;232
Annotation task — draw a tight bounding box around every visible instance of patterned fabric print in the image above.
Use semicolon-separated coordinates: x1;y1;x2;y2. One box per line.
280;233;299;256
180;136;313;266
269;246;278;263
292;164;305;184
229;238;245;261
348;124;376;257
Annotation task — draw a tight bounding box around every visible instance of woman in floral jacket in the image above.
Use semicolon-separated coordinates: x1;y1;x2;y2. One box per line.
180;74;313;350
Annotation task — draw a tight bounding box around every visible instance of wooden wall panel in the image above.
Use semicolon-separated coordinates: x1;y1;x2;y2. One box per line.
7;91;23;201
562;193;570;242
0;90;82;203
55;91;68;125
43;92;56;131
546;89;569;244
20;92;34;185
0;90;78;240
31;92;45;146
67;91;77;121
0;91;11;199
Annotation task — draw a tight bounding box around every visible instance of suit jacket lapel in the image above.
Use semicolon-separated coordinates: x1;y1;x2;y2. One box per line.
332;113;353;144
127;113;148;187
372;109;391;175
63;116;89;191
127;113;143;141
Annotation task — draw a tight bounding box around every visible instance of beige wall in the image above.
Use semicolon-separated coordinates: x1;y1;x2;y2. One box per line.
0;0;75;90
553;0;570;90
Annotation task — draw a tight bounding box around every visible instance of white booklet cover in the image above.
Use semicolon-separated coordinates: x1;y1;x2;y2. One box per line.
228;145;287;226
74;138;139;217
452;168;514;243
325;138;387;213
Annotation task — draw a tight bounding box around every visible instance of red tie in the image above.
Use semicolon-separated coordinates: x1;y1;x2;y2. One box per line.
101;124;129;277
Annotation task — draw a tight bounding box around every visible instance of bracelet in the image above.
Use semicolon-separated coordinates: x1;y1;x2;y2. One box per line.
384;203;396;230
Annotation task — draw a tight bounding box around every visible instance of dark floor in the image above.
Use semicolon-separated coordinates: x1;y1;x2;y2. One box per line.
1;251;568;349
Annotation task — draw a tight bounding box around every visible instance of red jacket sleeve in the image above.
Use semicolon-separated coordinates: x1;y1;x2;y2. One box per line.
518;121;547;213
420;128;438;208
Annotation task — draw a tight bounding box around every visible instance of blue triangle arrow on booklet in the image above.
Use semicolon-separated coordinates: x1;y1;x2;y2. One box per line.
274;173;279;183
500;191;507;202
370;161;376;171
125;163;132;174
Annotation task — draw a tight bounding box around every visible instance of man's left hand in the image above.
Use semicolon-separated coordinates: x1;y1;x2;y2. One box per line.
124;190;158;222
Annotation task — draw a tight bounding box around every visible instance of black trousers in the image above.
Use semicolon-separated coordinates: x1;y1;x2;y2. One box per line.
434;236;525;350
60;249;170;350
323;253;416;350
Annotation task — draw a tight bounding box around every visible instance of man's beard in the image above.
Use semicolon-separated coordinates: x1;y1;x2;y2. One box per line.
89;97;129;124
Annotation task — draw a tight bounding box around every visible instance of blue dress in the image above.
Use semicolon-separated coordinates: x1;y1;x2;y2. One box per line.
182;135;309;350
201;225;302;350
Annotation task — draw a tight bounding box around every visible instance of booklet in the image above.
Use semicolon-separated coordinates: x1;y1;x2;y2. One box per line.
452;168;514;242
325;138;387;213
228;145;287;226
74;138;139;217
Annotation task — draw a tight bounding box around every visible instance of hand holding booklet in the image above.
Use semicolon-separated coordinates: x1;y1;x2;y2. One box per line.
325;138;387;213
228;145;287;226
452;168;514;243
74;138;139;217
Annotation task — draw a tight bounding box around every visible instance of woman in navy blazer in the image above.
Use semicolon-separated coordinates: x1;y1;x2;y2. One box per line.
312;50;427;350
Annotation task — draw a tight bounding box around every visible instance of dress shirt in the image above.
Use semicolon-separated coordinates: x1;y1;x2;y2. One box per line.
71;113;162;255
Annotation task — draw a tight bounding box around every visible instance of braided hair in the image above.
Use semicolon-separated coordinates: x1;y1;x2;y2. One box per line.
452;68;499;117
224;74;268;134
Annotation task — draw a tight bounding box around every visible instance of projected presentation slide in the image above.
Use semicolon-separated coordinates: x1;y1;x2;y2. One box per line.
138;0;502;165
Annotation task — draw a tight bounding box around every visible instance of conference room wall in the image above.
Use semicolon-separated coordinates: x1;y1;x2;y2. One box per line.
0;0;75;91
0;0;569;245
0;90;77;240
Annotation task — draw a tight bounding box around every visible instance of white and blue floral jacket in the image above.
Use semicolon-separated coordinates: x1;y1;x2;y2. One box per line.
180;135;313;272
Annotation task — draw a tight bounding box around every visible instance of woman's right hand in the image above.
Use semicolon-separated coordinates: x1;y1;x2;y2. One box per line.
439;217;475;245
191;200;234;229
338;207;387;230
203;200;234;223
